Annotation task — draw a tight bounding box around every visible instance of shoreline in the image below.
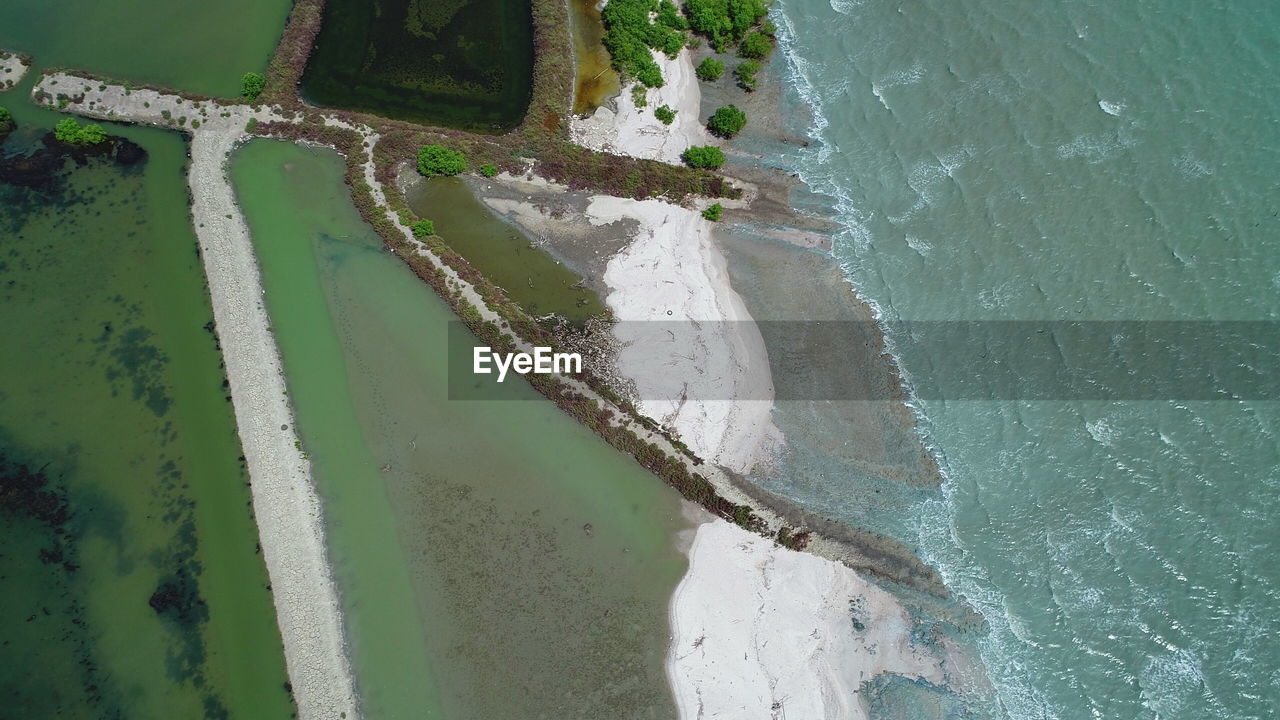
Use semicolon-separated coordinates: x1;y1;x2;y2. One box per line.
31;74;361;720
669;517;953;719
560;16;990;717
588;194;783;474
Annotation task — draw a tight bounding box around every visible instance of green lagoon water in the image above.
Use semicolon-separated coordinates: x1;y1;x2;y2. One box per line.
233;140;688;720
0;120;293;719
0;0;288;97
1;3;295;717
769;0;1280;715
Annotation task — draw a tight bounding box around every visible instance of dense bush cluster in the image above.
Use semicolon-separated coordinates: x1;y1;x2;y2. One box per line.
417;144;466;176
695;57;725;82
602;0;687;88
654;105;676;124
735;60;760;91
240;72;265;101
411;219;435;237
685;0;767;51
53;117;107;146
681;145;725;168
707;104;747;137
737;31;772;59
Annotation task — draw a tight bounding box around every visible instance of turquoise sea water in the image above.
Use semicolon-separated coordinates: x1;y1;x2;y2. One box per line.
772;0;1279;716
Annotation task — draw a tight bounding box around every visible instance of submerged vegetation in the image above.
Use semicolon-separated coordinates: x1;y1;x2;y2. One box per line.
299;0;535;130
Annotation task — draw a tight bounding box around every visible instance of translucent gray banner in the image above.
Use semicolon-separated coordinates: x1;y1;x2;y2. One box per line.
447;321;1280;401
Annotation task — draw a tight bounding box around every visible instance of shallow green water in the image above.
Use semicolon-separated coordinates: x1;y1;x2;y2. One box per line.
407;176;605;324
0;0;288;97
301;0;533;130
0;127;294;719
233;140;688;720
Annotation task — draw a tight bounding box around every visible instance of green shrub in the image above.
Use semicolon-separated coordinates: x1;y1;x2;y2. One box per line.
479;163;499;178
0;106;10;123
240;72;265;101
702;203;724;221
53;117;107;146
735;60;761;91
761;19;777;37
411;219;436;237
245;117;258;133
631;85;648;108
682;145;725;168
695;57;725;81
707;104;747;137
654;105;676;125
738;31;772;59
417;144;466;176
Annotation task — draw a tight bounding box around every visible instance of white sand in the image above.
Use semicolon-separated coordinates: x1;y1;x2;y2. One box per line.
32;73;360;720
1;50;30;90
588;195;781;474
571;48;715;164
669;520;948;719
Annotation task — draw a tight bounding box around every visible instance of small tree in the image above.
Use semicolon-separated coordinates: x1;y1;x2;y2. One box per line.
695;57;725;82
735;60;760;91
654;105;677;125
240;72;265;101
681;145;725;168
411;219;436;237
702;203;724;221
738;31;772;59
417;144;466;176
707;104;747;137
479;163;499;178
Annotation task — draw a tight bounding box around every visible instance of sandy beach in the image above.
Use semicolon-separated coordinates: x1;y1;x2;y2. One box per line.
585;195;783;474
31;73;360;720
571;47;715;164
669;519;950;719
